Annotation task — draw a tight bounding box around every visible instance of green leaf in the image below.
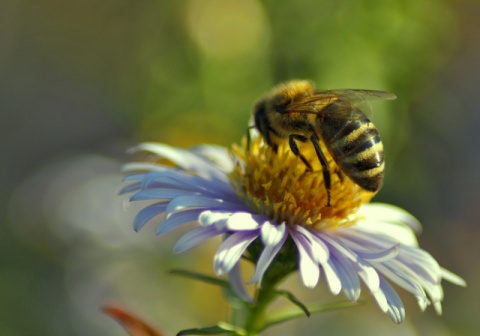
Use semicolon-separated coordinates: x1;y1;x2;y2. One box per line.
169;269;230;288
263;299;361;330
274;289;310;317
176;322;245;336
176;326;228;335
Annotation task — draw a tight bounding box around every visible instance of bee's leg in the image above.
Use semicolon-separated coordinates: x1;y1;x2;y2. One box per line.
335;168;344;183
267;128;279;153
310;136;331;207
288;134;312;171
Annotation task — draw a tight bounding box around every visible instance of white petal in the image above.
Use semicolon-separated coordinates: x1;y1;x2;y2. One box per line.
440;267;466;287
433;300;443;315
198;210;233;227
295;226;329;264
372;288;389;313
214;231;258;275
378;277;405;324
354;259;380;293
192;144;234;172
226;212;263;231
372;263;427;300
416;295;431;312
358;203;422;233
249;229;288;285
357;244;400;262
396;250;441;285
261;221;286;246
352;219;419;247
320;233;359;262
291;230;320;288
322;259;342;296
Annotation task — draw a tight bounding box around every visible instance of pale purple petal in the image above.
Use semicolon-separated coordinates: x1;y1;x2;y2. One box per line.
295;226;329;264
378;276;405;324
123;173;148;182
319;232;359;262
156;208;204;235
326;253;356;298
214;231;259;276
333;227;398;251
352;258;381;293
397;247;442;284
133;201;169;231
249;224;288;285
173;225;225;253
119;181;142;194
191;144;234;173
129;143;228;181
138;169;226;197
166;196;248;215
291;229;320;288
130;189;200;201
356;244;400;262
372;263;429;307
128;143;205;170
123;162;170;173
228;263;255;303
325;235;380;293
145;170;238;200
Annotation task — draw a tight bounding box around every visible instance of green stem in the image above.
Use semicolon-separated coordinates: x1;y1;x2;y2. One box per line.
243;268;296;334
244;283;277;335
241;238;298;335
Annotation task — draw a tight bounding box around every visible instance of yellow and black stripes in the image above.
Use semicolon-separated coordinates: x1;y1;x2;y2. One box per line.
321;116;384;192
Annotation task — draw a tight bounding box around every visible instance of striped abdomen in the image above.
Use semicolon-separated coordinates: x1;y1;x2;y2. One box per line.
320;112;384;192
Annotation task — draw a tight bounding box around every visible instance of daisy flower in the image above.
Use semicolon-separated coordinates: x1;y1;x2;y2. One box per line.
121;135;465;324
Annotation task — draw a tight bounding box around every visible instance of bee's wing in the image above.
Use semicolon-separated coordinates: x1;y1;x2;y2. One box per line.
284;89;396;119
323;89;397;102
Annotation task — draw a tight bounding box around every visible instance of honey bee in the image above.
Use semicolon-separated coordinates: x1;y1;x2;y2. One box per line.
253;80;396;207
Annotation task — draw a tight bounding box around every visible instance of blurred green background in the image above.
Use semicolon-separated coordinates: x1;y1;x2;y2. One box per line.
1;0;479;335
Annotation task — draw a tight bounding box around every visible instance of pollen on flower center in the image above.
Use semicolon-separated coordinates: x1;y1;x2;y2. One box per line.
229;136;376;229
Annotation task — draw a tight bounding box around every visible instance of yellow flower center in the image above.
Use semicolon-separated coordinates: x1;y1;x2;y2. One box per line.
229;136;375;229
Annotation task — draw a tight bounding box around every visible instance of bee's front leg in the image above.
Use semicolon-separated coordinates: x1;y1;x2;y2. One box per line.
310;136;331;207
288;134;312;171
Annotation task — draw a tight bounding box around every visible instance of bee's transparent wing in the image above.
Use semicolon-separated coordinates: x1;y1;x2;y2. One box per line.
284;89;396;119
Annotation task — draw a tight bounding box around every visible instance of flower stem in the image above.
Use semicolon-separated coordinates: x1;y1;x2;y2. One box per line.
244;282;277;335
243;256;297;333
